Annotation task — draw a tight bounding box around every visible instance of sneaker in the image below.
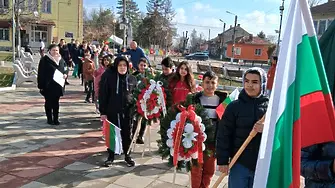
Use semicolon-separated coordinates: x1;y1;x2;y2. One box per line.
104;160;113;167
125;155;135;167
85;99;90;103
136;138;144;144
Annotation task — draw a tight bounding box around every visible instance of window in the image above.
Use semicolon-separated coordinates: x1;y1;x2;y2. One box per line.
0;0;9;8
328;19;333;28
42;0;51;13
27;0;38;12
313;20;318;33
30;25;48;42
234;47;241;55
0;28;9;41
255;49;262;56
318;20;326;35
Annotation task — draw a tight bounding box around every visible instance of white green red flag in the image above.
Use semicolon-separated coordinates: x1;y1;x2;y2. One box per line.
216;88;240;119
253;0;335;187
104;120;123;155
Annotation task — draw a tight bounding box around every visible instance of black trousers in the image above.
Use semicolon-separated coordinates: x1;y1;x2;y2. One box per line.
107;113;132;156
132;118;146;139
85;80;94;101
44;95;60;121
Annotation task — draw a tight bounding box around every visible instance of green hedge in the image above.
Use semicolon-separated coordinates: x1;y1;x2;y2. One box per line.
0;52;13;62
0;73;14;87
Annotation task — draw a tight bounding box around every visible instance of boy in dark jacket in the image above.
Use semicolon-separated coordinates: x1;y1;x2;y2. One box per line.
301;142;335;187
99;56;137;167
216;67;269;188
191;71;227;188
159;56;174;83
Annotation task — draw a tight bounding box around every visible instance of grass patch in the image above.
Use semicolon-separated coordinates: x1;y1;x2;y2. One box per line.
0;52;13;62
0;67;14;87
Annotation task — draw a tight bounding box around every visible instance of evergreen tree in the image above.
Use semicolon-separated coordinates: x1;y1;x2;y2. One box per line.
257;31;266;39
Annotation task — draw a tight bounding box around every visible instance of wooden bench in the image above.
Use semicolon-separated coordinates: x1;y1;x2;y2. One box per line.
197;63;211;73
226;69;244;86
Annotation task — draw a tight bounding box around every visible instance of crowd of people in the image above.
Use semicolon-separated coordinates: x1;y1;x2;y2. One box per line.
36;39;335;188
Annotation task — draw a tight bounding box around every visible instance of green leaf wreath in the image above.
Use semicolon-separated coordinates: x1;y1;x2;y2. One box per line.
157;94;215;171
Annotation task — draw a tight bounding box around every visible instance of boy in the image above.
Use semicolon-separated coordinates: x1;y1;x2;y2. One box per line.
191;71;227;188
83;50;95;103
266;56;278;95
216;67;269;188
159;56;174;82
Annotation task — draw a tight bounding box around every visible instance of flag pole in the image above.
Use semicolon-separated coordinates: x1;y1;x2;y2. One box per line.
127;117;143;155
212;115;265;188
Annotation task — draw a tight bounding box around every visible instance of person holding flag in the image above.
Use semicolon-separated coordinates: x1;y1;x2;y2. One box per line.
99;56;137;167
216;67;269;188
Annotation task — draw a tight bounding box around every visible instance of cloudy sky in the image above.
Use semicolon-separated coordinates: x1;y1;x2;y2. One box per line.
83;0;326;39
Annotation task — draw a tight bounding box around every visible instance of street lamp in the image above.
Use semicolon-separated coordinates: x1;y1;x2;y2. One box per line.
226;11;238;63
219;19;226;60
113;19;116;50
276;0;285;56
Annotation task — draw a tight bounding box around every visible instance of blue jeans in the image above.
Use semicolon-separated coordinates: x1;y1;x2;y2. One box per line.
228;163;254;188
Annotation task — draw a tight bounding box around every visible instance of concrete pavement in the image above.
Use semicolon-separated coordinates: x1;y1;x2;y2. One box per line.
0;76;229;188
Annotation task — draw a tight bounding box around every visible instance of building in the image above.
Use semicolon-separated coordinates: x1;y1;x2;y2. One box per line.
226;35;271;63
208;24;250;58
311;0;335;37
0;0;83;51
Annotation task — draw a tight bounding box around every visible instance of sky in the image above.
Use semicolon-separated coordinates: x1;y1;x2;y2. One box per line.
83;0;326;40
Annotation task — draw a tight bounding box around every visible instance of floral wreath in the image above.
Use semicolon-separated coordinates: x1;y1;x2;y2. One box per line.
136;79;167;120
158;95;214;171
166;105;207;166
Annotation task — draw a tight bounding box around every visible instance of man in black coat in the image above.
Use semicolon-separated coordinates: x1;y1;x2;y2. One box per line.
59;39;71;85
216;67;269;188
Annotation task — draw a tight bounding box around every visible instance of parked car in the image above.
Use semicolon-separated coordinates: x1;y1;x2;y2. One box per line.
185;53;209;61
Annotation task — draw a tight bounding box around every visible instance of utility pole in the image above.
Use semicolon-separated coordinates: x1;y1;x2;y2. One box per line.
231;15;237;63
122;0;127;48
276;0;285;56
208;29;210;41
16;0;20;58
12;0;15;62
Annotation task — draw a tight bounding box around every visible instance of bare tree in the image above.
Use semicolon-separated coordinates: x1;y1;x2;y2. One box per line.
267;35;277;44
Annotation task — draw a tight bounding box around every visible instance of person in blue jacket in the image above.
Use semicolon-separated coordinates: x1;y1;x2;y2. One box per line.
121;41;150;70
301;142;335;187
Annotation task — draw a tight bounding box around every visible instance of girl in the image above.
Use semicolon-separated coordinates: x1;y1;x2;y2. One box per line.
168;61;196;104
37;44;68;125
99;56;137;167
94;56;111;113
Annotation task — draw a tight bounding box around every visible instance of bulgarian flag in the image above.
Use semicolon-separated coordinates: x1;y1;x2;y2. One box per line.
216;88;240;119
104;120;123;155
253;0;335;187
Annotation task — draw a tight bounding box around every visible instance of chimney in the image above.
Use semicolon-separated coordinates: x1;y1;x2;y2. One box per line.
230;25;232;29
237;24;240;27
249;34;253;41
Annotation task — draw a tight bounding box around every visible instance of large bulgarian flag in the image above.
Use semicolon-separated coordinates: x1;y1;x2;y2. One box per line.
253;0;335;187
216;88;240;119
103;120;123;155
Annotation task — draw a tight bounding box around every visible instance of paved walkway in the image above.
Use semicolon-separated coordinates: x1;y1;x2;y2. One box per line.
0;77;228;188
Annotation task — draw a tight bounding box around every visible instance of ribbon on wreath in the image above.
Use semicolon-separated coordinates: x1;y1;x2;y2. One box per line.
172;105;204;166
140;79;167;119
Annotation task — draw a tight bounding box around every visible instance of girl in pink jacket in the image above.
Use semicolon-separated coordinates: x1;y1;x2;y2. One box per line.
94;56;112;113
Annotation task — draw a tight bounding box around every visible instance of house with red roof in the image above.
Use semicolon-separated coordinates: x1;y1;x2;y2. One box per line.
226;34;271;63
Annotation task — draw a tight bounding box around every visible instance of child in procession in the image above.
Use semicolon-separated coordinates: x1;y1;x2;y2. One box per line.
216;67;269;188
191;71;227;188
83;49;95;103
94;56;111;113
169;61;196;104
99;56;137;167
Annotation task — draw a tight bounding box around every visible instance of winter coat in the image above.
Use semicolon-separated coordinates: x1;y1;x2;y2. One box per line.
301;142;335;188
193;91;227;145
37;54;68;97
99;57;137;126
83;58;95;81
216;88;268;171
59;44;70;63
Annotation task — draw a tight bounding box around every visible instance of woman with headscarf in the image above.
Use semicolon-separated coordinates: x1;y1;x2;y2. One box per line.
37;44;68;125
99;56;137;167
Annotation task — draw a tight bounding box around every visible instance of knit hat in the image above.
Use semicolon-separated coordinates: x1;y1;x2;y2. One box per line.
242;67;267;97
